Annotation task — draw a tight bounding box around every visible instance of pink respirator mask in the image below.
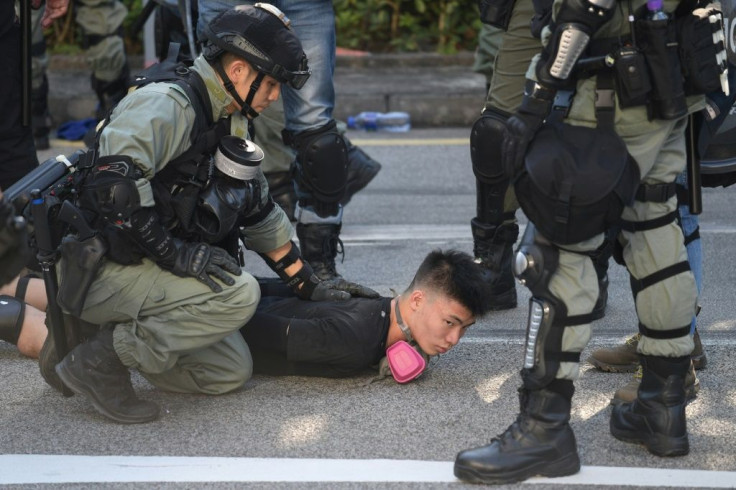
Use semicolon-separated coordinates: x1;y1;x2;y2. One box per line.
386;298;427;383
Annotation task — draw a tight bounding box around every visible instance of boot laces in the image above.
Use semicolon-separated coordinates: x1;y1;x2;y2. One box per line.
625;333;641;346
322;234;345;264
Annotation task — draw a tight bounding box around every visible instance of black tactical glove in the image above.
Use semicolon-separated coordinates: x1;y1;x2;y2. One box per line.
168;242;242;293
128;207;241;292
502;83;555;178
307;277;381;302
0;197;30;286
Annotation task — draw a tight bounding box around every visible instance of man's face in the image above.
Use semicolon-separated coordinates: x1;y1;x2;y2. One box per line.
233;66;281;115
409;291;475;356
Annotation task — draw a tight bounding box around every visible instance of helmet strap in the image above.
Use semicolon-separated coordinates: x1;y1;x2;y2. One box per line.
214;60;260;119
242;72;266;119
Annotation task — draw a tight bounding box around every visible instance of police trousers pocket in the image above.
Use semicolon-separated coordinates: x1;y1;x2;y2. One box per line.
677;11;726;95
57;235;108;318
478;0;514;29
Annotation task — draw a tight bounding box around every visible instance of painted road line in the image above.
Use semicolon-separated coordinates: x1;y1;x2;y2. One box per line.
348;138;468;146
2;455;735;487
340;223;736;243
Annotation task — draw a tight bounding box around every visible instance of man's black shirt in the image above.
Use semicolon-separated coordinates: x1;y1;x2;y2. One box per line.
241;296;392;377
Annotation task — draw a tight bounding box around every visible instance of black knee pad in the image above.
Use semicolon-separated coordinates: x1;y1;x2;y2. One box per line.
287;120;348;205
0;295;25;345
471;107;510;185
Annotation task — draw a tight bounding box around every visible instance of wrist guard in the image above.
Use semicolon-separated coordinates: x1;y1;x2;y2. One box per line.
127;207;178;265
260;241;320;300
537;0;616;87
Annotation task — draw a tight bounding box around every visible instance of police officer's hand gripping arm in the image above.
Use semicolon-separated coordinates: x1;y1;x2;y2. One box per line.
260;239;379;301
502;0;617;176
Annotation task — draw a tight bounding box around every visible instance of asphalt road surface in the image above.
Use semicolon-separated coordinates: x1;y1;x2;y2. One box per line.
1;128;735;489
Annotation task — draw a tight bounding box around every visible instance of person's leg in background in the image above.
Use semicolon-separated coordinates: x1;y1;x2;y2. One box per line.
1;2;39;190
74;0;129;120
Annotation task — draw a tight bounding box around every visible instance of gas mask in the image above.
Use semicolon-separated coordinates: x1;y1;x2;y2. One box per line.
386;298;429;383
196;136;264;243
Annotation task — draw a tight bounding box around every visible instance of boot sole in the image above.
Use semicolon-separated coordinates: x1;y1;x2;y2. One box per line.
587;357;639;373
55;360;159;424
610;425;689;457
453;452;580;485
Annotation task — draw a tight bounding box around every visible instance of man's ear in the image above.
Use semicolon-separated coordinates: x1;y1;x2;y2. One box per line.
227;59;248;83
409;289;424;312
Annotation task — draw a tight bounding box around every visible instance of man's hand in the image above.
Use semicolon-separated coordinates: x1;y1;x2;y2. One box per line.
38;0;70;28
171;242;242;293
308;277;381;302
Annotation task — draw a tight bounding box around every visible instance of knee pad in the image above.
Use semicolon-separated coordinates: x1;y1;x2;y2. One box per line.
471;107;510;186
0;295;25;345
513;223;559;297
288;120;348;206
472;108;513;224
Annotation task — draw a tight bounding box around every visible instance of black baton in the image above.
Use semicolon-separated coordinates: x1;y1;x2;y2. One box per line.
30;190;74;397
685;114;703;215
20;0;32;127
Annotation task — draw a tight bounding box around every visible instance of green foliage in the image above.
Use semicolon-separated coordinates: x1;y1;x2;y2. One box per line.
333;0;481;53
46;0;479;55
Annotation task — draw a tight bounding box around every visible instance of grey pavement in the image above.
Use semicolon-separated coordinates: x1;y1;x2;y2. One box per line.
45;52;486;133
1;128;735;488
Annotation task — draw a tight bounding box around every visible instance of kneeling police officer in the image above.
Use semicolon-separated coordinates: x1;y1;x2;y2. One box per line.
48;4;377;424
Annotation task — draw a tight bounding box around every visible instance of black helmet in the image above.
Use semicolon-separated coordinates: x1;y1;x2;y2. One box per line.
202;3;310;90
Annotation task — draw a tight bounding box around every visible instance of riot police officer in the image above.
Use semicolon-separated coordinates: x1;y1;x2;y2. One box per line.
49;5;377;425
455;0;725;483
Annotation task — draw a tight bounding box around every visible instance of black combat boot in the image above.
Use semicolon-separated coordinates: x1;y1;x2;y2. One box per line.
340;139;382;206
470;220;518;310
39;316;98;394
296;222;343;280
454;380;580;484
610;355;690;456
55;325;160;424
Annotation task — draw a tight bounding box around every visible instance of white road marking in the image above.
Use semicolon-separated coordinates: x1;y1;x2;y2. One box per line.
348;138;468;146
2;455;735;487
340;224;736;243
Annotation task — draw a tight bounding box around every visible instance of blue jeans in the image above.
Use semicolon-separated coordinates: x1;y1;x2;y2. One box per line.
197;0;336;133
676;170;701;334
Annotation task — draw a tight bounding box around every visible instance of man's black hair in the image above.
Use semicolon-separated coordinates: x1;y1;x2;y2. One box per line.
406;249;494;317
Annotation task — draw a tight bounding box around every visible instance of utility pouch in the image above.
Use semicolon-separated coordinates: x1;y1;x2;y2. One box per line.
613;48;652;107
57;235;108;317
636;17;688;119
677;9;727;95
478;0;515;30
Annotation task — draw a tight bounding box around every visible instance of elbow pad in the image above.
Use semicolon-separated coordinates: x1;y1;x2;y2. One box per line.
536;0;616;86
